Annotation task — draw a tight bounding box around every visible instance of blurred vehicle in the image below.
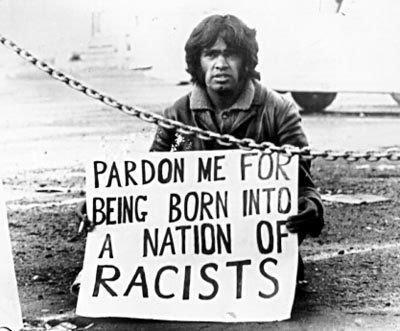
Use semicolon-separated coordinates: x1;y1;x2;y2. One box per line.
1;0;400;112
135;0;400;112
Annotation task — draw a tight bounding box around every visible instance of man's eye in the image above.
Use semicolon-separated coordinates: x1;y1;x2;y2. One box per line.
224;50;237;57
204;51;218;57
202;50;238;58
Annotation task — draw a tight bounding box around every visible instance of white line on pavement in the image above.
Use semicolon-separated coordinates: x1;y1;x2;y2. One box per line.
7;197;84;211
304;242;400;261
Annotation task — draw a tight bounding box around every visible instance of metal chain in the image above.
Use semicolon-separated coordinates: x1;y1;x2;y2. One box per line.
1;34;400;162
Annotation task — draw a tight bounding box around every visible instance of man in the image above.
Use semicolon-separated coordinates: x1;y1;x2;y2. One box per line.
149;14;323;282
150;14;323;234
76;14;323;286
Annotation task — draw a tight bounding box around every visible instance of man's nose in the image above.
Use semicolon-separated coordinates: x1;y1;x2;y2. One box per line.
214;54;228;69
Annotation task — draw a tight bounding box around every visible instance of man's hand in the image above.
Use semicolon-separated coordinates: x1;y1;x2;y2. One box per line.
286;197;323;237
75;201;94;233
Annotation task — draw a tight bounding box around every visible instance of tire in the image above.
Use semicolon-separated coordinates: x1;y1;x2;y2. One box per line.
291;92;337;112
391;93;400;106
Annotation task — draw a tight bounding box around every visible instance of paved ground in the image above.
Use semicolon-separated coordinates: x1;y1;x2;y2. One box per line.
2;70;400;172
2;71;400;330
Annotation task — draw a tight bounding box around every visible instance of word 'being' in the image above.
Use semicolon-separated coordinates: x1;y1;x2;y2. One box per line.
91;190;229;225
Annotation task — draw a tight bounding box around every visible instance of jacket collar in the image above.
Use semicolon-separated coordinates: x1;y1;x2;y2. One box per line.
190;79;259;111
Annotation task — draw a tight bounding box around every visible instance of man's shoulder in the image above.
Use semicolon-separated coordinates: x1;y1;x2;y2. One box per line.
254;81;293;109
255;81;296;112
172;93;192;109
163;92;192;118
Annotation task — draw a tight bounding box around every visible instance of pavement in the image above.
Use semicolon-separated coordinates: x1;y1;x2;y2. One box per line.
2;72;400;330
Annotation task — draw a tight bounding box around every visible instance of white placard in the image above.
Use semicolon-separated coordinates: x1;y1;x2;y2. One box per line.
0;183;23;331
77;150;298;322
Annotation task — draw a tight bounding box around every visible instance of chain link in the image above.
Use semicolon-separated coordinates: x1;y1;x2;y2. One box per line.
2;34;400;162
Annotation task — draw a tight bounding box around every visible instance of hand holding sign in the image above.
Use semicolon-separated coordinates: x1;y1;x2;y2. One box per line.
286;197;324;237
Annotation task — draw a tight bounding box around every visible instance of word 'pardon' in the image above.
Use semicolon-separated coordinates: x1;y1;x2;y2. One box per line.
88;152;295;301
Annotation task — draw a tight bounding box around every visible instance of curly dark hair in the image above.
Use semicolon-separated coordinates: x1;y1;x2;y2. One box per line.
184;14;260;86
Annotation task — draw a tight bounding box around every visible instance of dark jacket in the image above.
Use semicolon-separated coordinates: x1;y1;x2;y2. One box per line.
150;80;324;236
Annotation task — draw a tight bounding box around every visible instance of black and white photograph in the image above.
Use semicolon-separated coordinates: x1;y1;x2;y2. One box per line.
1;0;400;330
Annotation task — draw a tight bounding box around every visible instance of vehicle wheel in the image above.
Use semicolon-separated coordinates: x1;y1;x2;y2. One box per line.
391;93;400;106
291;92;337;112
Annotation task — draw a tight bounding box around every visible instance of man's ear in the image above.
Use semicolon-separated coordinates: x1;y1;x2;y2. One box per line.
239;65;249;82
196;68;206;87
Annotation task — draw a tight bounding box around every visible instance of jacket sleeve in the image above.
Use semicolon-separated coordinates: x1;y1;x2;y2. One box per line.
149;107;176;152
276;98;324;236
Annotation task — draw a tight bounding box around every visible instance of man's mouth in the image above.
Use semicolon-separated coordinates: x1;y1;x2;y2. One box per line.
213;73;230;79
212;74;231;84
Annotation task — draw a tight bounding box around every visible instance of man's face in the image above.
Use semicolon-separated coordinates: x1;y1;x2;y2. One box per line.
200;37;243;95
